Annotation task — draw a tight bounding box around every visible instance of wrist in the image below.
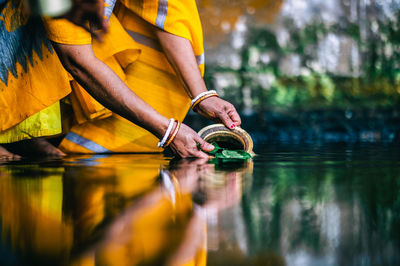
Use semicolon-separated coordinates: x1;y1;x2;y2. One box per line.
187;82;208;99
190;89;208;100
191;90;219;111
154;116;171;140
158;119;177;147
163;120;181;148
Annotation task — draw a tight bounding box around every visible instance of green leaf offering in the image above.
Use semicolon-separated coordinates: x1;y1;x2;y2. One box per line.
207;142;252;161
221;149;252;159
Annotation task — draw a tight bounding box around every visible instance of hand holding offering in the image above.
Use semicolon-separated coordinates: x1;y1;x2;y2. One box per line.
191;91;242;130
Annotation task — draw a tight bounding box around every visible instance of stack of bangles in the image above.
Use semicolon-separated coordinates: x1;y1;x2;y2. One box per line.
158;119;182;148
190;90;219;111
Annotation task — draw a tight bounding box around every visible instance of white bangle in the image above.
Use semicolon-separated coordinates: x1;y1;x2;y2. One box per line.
190;90;218;109
157;119;175;147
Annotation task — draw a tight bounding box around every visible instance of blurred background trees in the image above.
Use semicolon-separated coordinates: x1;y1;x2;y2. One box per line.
198;0;400;112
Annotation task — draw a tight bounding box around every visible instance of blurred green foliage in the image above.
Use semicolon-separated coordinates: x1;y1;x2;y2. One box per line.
204;7;400;110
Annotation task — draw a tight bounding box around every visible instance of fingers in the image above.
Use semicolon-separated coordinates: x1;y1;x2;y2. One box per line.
196;136;215;152
218;108;236;129
186;138;213;158
228;106;242;127
192;150;211;159
64;0;108;41
171;137;212;159
96;0;108;31
173;146;209;159
79;23;102;40
0;154;21;161
197;97;242;129
89;0;109;34
84;0;107;40
194;157;210;165
170;123;215;158
180;142;210;158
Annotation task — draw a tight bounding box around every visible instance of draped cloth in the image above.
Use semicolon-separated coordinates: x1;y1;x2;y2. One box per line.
0;0;71;143
43;0;205;153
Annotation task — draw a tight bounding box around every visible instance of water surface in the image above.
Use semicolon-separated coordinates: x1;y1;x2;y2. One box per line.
0;144;399;265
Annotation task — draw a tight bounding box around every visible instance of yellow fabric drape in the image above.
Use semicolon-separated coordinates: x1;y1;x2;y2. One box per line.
0;0;71;143
0;102;62;143
117;0;205;74
43;0;205;153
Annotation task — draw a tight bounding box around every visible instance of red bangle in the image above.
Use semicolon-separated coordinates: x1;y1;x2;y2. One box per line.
163;120;181;148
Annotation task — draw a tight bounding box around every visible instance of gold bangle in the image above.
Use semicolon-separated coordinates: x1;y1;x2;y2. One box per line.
191;93;219;111
163;120;181;148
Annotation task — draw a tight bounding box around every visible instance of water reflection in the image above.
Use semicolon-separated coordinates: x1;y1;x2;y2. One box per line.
1;146;400;265
0;155;252;265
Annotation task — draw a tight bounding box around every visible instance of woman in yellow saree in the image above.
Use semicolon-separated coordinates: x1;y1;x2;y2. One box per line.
44;0;241;157
0;0;72;160
0;0;109;160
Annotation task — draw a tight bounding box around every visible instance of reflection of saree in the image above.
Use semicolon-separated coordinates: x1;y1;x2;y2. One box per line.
44;0;205;153
0;0;71;143
0;157;206;265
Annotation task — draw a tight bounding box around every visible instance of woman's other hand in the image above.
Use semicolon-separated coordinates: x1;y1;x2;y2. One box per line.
196;97;241;129
170;123;214;158
63;0;109;40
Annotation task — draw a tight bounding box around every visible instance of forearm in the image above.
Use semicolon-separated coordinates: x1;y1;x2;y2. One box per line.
54;43;169;139
155;30;207;98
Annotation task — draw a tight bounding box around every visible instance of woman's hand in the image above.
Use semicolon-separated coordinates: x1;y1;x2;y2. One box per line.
170;123;214;158
196;97;241;129
63;0;109;40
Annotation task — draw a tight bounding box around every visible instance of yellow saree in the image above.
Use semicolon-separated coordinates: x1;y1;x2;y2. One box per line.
43;0;205;153
0;0;71;143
